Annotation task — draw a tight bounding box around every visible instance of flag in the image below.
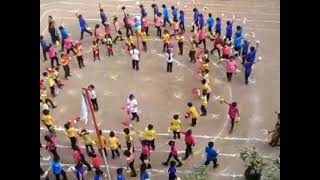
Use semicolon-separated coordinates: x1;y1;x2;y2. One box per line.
80;93;90;124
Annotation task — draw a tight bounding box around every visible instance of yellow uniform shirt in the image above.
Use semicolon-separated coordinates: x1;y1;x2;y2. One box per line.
124;133;133;143
201;95;208;105
170;119;182;132
82;134;93;145
40;89;48;101
203;83;212;93
141;32;148;42
188;106;199;118
176;35;184;42
203;73;210;84
191;43;197;51
66;128;76;138
163;34;170;43
202;63;209;71
108;137;120;150
47;76;55;87
144;129;157;141
127;36;135;44
42;115;54;126
51;70;59;80
76;46;83;56
92;44;98;51
97;135;107;149
61;56;70;66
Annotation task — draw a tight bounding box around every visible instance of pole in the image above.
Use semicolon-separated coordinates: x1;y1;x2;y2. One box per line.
82;88;112;180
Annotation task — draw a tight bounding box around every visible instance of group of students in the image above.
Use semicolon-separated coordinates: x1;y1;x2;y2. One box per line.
39;2;269;180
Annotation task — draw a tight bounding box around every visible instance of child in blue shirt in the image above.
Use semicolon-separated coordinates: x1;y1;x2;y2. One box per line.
171;6;178;20
225;21;233;42
94;169;103;180
151;3;159;21
162;4;171;27
243;59;258;85
140;5;147;19
204;141;219;168
191;8;200;32
117;168;125;180
247;46;257;62
235;25;243;38
215;17;222;35
179;10;185;33
77;14;93;40
234;36;243;52
140;163;150;180
241;40;250;63
49;156;68;179
199;13;205;29
207;13;215;36
168;161;177;180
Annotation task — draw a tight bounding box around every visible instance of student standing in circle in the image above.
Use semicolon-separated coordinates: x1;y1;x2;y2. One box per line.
130;45;140;71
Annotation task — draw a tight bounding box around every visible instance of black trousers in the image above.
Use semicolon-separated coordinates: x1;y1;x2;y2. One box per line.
50;86;55;97
179;22;185;32
70;137;77;150
173;130;180;139
191;118;197;127
80;29;93;40
156;26;162;37
132;60;139;71
142;41;147;51
131;112;140;122
42;47;49;60
184;144;193;159
46;124;54;134
93;50;100;61
189;51;196;62
128;161;137;176
204;158;218;168
99;148;108;157
165;153;182;165
54;169;68;180
79;158;92;171
126;141;132;151
147;139;155;150
126;25;134;37
77;56;85;68
113;30;123;43
63;65;70;79
198;39;206;50
208;26;213;36
91;98;99;111
144;26;149;35
215;30;221;35
224;36;232;42
226;72;233;82
111;148;120;159
167;62;173;72
206;93;211;102
50;56;60;68
50;148;60;160
163;43;168;52
230;117;235;133
211;47;221;58
45;98;55;107
245;72;251;84
66;47;76;55
61;38;65;51
163;17;171;27
85;144;95;156
178;42;183;55
200;105;207;115
192;20;199;31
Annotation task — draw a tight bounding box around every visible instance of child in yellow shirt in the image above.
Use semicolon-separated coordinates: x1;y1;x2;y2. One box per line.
202;79;212;101
144;124;157;150
106;35;113;56
123;128;133;151
91;40;100;61
198;91;208;116
189;40;197;63
97;130;108;157
176;32;184;55
169;114;182;139
141;28;148;52
64;121;78;150
185;102;199;127
43;71;56;97
108;131;121;159
80;129;95;156
42;109;55;133
126;34;135;51
52;67;63;89
162;30;170;52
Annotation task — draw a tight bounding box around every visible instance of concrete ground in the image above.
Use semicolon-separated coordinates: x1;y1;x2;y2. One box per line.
40;0;280;179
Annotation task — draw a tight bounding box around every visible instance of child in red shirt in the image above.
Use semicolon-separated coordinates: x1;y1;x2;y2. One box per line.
222;43;231;59
140;140;152;169
181;129;196;160
123;142;137;177
142;18;150;36
162;140;182;167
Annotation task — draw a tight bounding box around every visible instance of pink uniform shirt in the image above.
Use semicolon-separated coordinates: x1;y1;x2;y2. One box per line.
49;47;56;58
226;60;237;73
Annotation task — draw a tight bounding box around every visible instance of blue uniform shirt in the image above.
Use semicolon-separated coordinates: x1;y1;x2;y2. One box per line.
199;16;205;27
234;36;242;48
247;50;257;62
172;8;178;19
51;162;62;175
207;17;214;27
60;29;68;39
179;14;185;23
163;7;169;18
100;12;107;23
242;43;250;55
141;171;149;180
154;7;159;15
141;8;147;18
226;24;233;37
79;18;87;30
40;39;49;48
117;175;125;180
216;21;222;31
205;147;218;160
244;61;254;74
194;10;199;21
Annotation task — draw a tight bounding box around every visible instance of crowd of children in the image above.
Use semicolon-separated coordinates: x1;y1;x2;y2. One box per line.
40;2;272;180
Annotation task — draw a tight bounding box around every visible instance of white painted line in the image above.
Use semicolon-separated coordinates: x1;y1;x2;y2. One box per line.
40;162;244;178
40;127;268;142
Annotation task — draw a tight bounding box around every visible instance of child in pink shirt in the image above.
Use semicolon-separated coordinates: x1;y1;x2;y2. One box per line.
155;14;162;37
140;140;152;169
197;28;207;49
48;44;60;68
222;43;231;59
172;19;179;36
64;37;76;55
162;140;182;167
90;153;101;171
94;24;104;44
123;141;137;177
113;17;124;43
104;23;112;39
225;56;237;82
223;100;240;133
142;18;150;36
